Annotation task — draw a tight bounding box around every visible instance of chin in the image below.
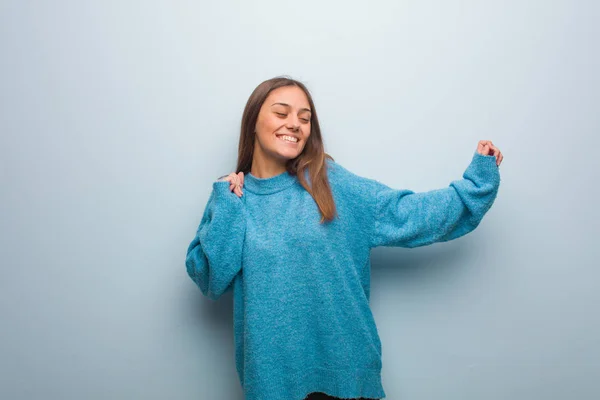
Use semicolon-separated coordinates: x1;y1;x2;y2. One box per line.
274;149;302;160
278;152;301;161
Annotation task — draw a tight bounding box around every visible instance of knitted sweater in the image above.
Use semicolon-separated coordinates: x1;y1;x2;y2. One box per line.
185;151;501;400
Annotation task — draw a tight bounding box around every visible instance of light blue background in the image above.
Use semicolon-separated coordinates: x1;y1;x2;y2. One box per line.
1;1;599;399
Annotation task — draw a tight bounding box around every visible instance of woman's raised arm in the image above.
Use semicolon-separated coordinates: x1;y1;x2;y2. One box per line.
369;150;501;249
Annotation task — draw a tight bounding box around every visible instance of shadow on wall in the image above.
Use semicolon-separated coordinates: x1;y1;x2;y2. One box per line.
370;239;473;288
183;289;245;400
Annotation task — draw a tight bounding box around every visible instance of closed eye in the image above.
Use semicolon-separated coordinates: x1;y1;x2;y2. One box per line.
275;112;310;123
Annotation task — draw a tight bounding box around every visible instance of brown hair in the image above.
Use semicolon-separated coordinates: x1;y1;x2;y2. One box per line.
236;76;337;223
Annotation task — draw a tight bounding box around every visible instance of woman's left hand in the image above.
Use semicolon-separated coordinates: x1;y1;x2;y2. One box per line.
477;140;503;167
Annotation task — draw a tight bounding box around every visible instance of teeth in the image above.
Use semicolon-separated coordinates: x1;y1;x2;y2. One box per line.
279;135;298;143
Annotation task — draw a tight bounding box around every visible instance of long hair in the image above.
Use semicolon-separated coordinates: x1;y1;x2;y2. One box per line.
236;76;337;223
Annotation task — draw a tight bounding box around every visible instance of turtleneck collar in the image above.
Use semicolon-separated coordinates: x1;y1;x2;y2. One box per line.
243;169;298;195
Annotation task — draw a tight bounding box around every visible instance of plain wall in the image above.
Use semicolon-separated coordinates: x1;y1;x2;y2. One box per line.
1;1;599;399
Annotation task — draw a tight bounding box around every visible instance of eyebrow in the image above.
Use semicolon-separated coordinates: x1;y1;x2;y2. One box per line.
271;102;311;113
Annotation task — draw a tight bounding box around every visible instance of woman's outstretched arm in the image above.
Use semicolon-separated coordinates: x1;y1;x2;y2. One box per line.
369;150;501;249
185;180;246;300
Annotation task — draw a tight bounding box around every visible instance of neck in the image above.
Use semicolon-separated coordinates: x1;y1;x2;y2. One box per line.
250;147;287;178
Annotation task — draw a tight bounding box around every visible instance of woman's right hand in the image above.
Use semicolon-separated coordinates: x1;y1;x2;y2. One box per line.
218;172;244;197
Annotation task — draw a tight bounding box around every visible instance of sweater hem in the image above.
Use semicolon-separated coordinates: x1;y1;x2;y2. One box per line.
243;366;386;400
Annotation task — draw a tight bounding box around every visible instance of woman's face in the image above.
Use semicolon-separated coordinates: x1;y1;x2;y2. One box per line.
254;85;312;163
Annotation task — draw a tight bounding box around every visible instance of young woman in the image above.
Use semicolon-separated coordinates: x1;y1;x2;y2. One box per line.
185;76;503;400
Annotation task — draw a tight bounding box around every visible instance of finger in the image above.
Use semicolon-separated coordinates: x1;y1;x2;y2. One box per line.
490;146;500;164
479;141;490;154
477;141;484;154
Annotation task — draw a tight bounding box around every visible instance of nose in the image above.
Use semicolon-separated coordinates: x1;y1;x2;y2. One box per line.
285;115;300;131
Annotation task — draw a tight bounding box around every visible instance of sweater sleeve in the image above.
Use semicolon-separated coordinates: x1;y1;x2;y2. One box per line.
185;181;246;300
369;152;500;249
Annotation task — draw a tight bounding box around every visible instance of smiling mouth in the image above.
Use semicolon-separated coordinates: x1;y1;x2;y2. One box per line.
276;134;299;144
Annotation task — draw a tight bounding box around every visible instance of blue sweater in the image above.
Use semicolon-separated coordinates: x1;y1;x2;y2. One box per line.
185;151;500;400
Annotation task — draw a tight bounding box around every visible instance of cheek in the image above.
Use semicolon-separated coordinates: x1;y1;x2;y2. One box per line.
257;116;278;133
303;125;311;138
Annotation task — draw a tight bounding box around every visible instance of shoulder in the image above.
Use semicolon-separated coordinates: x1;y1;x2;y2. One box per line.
325;158;385;199
325;158;360;180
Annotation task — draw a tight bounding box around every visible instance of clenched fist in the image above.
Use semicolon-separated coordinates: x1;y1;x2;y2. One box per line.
477;140;503;166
